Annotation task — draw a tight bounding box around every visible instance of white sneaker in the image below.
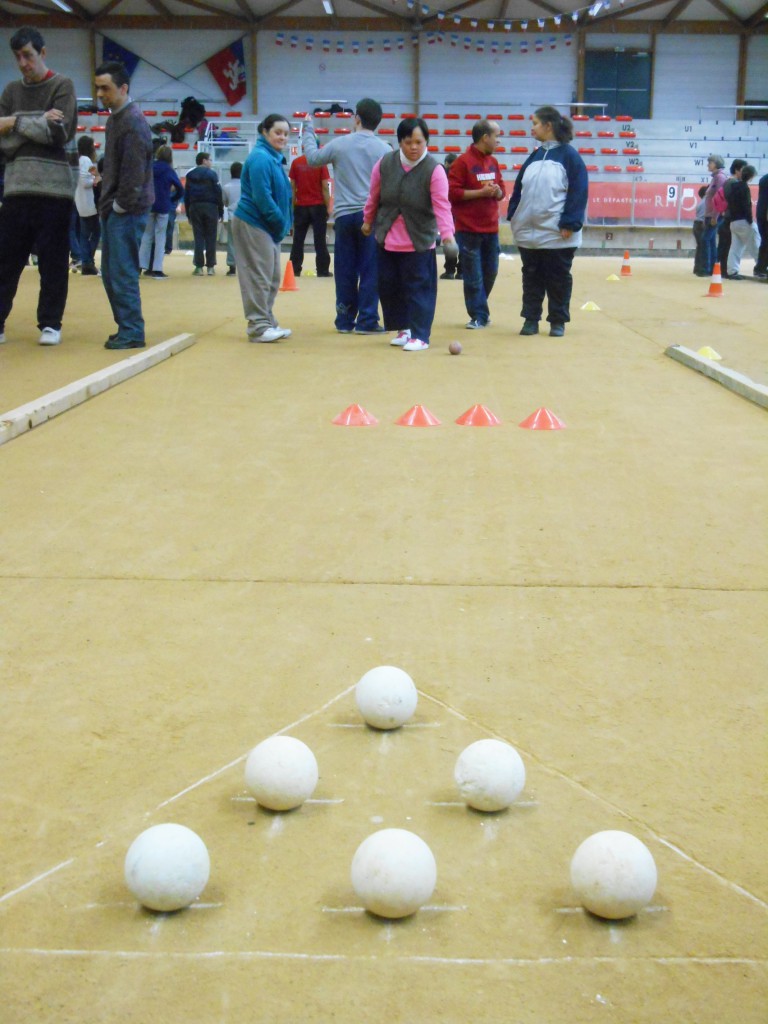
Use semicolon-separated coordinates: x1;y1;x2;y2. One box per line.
207;267;216;276
39;327;62;346
274;326;292;338
390;329;411;347
250;326;284;343
402;337;430;351
0;331;6;344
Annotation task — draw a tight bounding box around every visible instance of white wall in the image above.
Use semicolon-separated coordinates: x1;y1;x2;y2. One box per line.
745;35;768;103
653;35;740;118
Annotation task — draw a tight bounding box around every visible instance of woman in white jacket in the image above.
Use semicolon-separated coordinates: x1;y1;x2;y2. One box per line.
74;135;101;276
507;106;588;337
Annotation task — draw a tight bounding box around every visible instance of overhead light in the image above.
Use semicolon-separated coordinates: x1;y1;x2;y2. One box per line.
590;1;603;14
52;0;74;9
322;0;334;13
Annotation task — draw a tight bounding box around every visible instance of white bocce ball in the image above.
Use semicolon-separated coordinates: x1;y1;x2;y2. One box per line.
244;735;319;811
570;830;658;919
355;665;418;730
454;738;526;812
351;828;437;919
124;823;210;912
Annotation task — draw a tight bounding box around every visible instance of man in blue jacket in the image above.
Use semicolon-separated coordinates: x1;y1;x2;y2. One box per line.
184;151;223;276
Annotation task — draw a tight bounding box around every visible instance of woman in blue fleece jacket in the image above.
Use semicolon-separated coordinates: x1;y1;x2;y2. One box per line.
232;114;293;343
507;106;588;338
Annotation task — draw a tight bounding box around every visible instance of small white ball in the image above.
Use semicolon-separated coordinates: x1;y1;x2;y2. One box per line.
244;735;319;811
454;738;526;812
355;665;418;730
124;823;210;912
351;828;437;919
570;830;658;919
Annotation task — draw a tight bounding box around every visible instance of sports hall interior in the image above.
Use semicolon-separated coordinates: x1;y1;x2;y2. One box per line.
0;2;766;1022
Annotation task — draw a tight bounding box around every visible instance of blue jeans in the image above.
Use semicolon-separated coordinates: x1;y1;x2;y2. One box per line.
333;211;380;331
456;231;499;324
78;214;100;269
378;247;438;343
101;210;148;343
701;220;718;275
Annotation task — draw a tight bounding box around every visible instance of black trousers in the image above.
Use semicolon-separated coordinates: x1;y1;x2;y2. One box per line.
189;202;219;268
0;195;72;331
289;204;330;274
717;218;732;273
518;246;576;324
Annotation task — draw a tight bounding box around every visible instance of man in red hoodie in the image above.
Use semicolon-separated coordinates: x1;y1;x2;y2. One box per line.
448;119;505;330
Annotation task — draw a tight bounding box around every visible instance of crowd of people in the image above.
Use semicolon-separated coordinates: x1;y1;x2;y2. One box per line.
0;25;764;353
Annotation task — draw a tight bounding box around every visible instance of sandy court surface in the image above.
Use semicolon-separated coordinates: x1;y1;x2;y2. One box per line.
0;252;766;1023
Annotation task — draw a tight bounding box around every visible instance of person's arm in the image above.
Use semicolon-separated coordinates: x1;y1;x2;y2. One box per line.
360;158;382;235
302;117;337;167
214;173;224;217
248;158;287;235
112;122;151;213
559;150;589;237
430;164;455;245
170;170;184;205
507;154;534;220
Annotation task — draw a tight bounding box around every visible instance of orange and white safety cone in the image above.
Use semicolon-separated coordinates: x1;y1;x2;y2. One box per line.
279;260;299;292
620;250;632;277
705;262;723;298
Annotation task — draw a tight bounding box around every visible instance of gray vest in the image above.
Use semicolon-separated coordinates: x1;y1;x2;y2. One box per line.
374;151;439;252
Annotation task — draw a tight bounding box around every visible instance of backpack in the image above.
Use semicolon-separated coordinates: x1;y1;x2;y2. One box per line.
712;186;728;216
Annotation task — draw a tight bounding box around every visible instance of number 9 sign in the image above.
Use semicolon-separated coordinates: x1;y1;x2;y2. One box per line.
666;185;678;205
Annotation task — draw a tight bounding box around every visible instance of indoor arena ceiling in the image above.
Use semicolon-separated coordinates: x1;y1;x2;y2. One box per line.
1;0;766;34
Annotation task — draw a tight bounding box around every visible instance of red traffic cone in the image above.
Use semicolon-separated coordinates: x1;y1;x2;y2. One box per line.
279;260;299;292
705;262;723;297
332;404;378;426
456;404;502;426
396;405;441;427
518;407;567;430
620;250;632;277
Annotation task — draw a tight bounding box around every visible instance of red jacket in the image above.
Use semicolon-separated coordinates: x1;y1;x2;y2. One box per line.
447;145;504;233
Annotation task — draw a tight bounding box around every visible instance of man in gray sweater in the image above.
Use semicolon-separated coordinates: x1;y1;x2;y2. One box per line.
0;26;76;346
303;99;390;334
95;60;154;349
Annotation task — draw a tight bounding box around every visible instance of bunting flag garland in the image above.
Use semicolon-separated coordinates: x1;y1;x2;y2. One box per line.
490;39;498;54
102;37;141;78
463;37;471;49
565;33;573;44
305;37;314;50
450;33;459;46
322;39;330;52
383;38;391;51
549;36;557;49
351;40;359;53
205;38;246;106
476;38;485;52
397;37;405;49
503;39;512;53
336;39;344;53
535;38;544;52
520;40;528;53
290;35;298;48
367;40;374;52
275;32;284;45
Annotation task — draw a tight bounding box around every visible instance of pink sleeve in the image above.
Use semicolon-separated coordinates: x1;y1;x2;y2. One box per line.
431;166;455;238
363;159;382;224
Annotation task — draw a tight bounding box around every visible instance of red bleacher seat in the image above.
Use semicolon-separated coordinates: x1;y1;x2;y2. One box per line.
604;164;622;171
428;145;439;152
334;128;351;134
585;165;598;171
464;113;481;119
225;112;242;118
445;129;460;136
424;113;438;119
508;114;524;120
595;115;611;122
495;146;506;153
97;110;110;117
293;111;308;118
381;112;395;118
221;126;239;133
620;131;636;138
598;131;615;138
444;113;460;119
513;163;523;170
600;148;618;154
487;114;503;120
497;163;508;170
94;142;100;149
616;115;633;122
77;125;86;132
572;115;589;121
578;148;596;154
172;143;189;149
511;146;529;153
379;128;395;135
143;110;157;117
290;125;299;133
315;112;331;118
337;111;352;118
161;110;177;117
509;130;527;137
184;127;195;133
315;128;329;134
625;166;644;172
575;131;592;137
401;113;417;118
622;148;640;155
91;125;105;132
444;145;461;152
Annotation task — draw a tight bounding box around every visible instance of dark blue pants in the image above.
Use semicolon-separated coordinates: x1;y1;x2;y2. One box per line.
79;214;101;269
190;202;219;269
456;230;499;325
333;211;380;331
702;220;718;274
101;210;148;343
518;246;576;325
290;204;330;275
378;247;438;344
0;195;72;332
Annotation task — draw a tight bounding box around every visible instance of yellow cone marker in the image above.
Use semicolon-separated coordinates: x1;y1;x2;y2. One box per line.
606;274;620;281
580;301;601;311
697;346;722;361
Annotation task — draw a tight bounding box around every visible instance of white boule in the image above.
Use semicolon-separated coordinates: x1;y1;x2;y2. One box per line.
244;735;319;811
351;828;437;919
570;830;658;919
454;738;526;812
355;665;418;730
124;823;210;912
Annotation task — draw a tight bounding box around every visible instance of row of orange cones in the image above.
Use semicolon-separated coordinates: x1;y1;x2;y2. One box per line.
333;404;567;429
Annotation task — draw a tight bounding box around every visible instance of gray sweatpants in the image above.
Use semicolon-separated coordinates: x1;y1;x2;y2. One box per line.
232;217;281;337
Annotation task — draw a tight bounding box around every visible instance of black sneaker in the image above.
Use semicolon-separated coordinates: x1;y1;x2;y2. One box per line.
354;325;386;335
520;320;539;336
151;271;169;279
317;271;333;278
105;337;145;349
226;267;236;276
549;323;565;337
440;271;455;280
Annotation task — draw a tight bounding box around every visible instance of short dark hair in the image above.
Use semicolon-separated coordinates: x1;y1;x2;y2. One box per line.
730;159;747;175
397;117;429;143
230;161;242;178
156;145;173;164
94;60;130;89
195;151;210;165
534;105;573;144
741;164;756;182
471;119;497;145
356;98;383;131
77;135;96;158
11;26;44;53
698;185;707;198
444;152;458;168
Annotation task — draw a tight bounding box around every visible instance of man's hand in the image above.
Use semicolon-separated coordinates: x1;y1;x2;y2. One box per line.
44;108;65;124
560;228;573;240
0;115;17;135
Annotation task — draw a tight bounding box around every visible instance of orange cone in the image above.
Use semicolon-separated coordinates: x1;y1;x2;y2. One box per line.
705;262;723;297
279;260;299;292
456;404;502;426
332;404;378;426
620;250;632;277
395;405;441;427
518;407;566;430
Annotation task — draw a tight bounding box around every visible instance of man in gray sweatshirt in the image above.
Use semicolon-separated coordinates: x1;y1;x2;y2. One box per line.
303;98;390;334
95;60;153;349
0;26;76;347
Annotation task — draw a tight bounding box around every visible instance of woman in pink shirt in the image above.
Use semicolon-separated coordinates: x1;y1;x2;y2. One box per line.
362;118;455;351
